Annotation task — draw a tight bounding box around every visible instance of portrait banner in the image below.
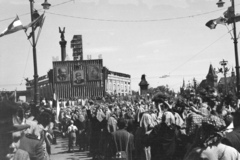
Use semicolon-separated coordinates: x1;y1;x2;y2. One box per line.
55;65;70;83
73;70;85;86
87;65;101;81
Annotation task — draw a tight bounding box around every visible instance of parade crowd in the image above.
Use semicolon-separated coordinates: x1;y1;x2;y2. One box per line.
1;88;240;160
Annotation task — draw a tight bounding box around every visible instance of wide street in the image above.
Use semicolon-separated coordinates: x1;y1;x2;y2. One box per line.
51;137;92;160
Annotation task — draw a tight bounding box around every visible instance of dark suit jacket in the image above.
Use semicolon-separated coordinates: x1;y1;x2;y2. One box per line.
57;75;67;81
74;79;84;84
19;133;45;160
109;129;134;160
222;127;240;153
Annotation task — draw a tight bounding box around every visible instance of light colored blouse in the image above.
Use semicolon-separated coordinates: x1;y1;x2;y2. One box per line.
184;143;240;160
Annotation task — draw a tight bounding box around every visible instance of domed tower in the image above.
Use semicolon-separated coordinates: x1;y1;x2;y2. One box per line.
206;64;218;88
139;74;149;95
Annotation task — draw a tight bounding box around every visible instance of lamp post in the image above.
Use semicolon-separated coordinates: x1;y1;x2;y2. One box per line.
216;0;240;98
29;0;51;106
219;59;229;94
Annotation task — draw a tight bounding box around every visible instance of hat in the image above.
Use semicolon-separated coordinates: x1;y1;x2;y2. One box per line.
200;115;226;147
202;115;226;132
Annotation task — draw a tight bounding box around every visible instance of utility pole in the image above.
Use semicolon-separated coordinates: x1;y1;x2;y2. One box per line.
29;0;39;106
216;0;239;97
29;0;51;106
231;0;240;98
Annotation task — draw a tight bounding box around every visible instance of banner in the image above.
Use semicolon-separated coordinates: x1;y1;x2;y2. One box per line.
55;65;70;83
87;65;101;81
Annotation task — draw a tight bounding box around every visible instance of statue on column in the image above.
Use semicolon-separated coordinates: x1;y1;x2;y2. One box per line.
59;27;65;41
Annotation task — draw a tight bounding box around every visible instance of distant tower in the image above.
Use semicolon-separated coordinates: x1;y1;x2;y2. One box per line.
206;64;218;87
139;74;149;95
180;79;185;94
71;35;83;61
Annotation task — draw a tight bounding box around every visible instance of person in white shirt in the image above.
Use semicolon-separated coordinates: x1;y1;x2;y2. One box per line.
67;120;78;152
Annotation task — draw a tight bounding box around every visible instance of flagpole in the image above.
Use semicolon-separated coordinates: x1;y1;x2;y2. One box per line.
30;0;40;106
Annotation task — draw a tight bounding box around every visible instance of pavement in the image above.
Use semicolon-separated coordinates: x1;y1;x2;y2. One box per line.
51;136;92;160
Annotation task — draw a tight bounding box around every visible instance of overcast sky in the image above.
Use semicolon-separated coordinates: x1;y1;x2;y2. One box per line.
0;0;240;92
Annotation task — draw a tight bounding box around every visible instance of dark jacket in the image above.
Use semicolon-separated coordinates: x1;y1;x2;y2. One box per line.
109;129;134;160
19;133;45;160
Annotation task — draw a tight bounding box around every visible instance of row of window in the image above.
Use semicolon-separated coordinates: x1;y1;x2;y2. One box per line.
108;80;130;84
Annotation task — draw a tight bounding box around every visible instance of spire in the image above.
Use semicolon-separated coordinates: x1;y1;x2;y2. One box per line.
182;78;185;88
206;64;217;79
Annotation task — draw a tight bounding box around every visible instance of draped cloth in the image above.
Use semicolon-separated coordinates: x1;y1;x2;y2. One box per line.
139;112;156;160
162;111;175;127
107;115;118;133
140;112;155;133
184;143;240;160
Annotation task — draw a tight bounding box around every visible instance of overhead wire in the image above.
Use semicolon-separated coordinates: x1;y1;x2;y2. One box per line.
130;73;206;79
168;32;229;74
0;0;74;23
44;7;229;22
0;3;239;23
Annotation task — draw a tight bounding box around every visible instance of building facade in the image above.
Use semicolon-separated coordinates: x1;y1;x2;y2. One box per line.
105;70;131;96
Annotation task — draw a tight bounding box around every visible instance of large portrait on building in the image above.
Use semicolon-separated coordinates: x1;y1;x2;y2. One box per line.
87;65;101;81
55;65;70;83
73;70;85;86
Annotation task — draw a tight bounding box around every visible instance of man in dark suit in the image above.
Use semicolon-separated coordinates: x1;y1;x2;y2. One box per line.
222;109;240;152
108;118;134;160
74;72;84;84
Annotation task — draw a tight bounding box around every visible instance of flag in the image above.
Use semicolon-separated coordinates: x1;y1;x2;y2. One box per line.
226;13;240;24
0;16;23;37
224;7;234;19
205;17;226;29
24;13;44;32
32;10;40;21
24;13;45;39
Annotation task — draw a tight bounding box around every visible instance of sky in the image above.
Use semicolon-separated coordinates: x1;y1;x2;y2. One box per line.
0;0;240;92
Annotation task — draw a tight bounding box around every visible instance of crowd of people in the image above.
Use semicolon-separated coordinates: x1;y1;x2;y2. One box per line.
1;88;240;160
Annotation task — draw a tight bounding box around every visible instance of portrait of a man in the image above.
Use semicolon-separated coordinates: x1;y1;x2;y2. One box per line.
73;70;85;85
56;67;70;82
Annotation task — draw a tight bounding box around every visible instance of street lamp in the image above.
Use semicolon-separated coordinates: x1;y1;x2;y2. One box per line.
216;0;240;98
216;0;225;7
42;0;51;10
29;0;51;106
219;59;230;94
